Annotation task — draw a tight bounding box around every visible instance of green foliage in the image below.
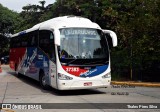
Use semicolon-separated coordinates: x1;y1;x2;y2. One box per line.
111;0;160;81
0;34;9;57
0;4;20;57
0;4;19;34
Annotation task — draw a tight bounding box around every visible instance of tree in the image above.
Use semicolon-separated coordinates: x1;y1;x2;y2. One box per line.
0;34;9;57
39;0;46;9
0;4;21;57
0;4;20;34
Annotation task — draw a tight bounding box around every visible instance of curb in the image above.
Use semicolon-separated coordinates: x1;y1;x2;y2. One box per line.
111;81;160;87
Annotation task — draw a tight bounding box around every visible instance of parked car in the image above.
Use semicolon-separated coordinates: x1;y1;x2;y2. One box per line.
1;55;9;64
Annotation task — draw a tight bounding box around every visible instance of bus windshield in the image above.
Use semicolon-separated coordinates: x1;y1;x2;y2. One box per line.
58;28;109;65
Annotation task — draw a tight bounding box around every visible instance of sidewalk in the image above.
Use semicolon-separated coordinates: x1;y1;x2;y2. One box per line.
111;81;160;87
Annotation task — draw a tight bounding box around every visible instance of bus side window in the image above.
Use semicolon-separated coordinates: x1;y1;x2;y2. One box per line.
29;31;38;47
21;34;28;47
26;31;38;47
10;37;16;48
39;30;50;53
11;36;20;48
39;30;55;62
16;36;21;47
11;31;38;48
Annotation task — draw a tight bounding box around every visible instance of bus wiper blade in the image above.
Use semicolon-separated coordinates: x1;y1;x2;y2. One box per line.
63;59;78;66
83;60;109;65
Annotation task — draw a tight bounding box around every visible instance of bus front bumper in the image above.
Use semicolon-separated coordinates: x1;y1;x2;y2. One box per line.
57;79;111;90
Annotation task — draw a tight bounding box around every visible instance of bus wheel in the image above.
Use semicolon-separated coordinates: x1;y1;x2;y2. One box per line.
39;71;49;90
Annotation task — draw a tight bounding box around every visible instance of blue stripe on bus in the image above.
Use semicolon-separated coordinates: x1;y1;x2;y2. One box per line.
80;65;108;77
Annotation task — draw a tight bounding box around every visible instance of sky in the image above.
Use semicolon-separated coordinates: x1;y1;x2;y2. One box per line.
0;0;55;12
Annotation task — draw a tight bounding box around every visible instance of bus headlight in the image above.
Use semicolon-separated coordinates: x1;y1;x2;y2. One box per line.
58;73;73;80
102;72;111;78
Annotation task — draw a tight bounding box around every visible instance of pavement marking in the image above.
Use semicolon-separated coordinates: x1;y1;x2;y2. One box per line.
0;109;15;112
2;82;8;104
111;81;160;87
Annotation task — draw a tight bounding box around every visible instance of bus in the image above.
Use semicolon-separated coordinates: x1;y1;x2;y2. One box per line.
9;16;117;90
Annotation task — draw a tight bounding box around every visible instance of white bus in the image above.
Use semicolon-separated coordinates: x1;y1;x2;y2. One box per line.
10;16;117;90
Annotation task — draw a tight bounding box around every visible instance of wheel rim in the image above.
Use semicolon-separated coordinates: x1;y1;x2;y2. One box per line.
42;76;46;86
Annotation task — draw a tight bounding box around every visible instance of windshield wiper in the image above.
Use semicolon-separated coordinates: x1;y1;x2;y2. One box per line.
61;59;109;66
62;59;78;66
82;60;109;65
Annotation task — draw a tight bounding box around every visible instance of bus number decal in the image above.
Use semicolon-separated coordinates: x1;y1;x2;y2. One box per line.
62;66;88;77
66;67;79;72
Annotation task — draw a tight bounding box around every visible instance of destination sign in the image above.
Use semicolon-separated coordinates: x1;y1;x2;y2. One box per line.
64;29;97;36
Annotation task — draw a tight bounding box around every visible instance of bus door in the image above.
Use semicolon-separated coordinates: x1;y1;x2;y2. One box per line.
39;30;57;88
49;60;57;88
48;31;57;88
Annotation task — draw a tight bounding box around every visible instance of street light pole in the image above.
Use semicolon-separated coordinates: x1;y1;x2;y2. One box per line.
130;36;133;80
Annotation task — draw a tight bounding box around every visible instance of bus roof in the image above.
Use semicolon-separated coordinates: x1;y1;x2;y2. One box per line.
11;16;101;37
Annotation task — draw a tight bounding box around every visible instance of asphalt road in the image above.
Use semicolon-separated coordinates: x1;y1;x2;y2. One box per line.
0;65;160;112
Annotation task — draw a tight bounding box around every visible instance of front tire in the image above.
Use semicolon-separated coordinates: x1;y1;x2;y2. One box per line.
39;71;49;90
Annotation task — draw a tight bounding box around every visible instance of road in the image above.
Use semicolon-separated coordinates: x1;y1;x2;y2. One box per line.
0;65;160;112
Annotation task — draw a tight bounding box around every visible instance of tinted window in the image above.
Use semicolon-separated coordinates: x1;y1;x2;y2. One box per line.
10;31;38;48
39;30;56;62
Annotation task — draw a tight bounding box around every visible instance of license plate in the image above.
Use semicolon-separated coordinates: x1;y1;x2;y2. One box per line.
84;82;92;86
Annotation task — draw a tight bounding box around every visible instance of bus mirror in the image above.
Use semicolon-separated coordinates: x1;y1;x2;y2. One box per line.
103;30;117;47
